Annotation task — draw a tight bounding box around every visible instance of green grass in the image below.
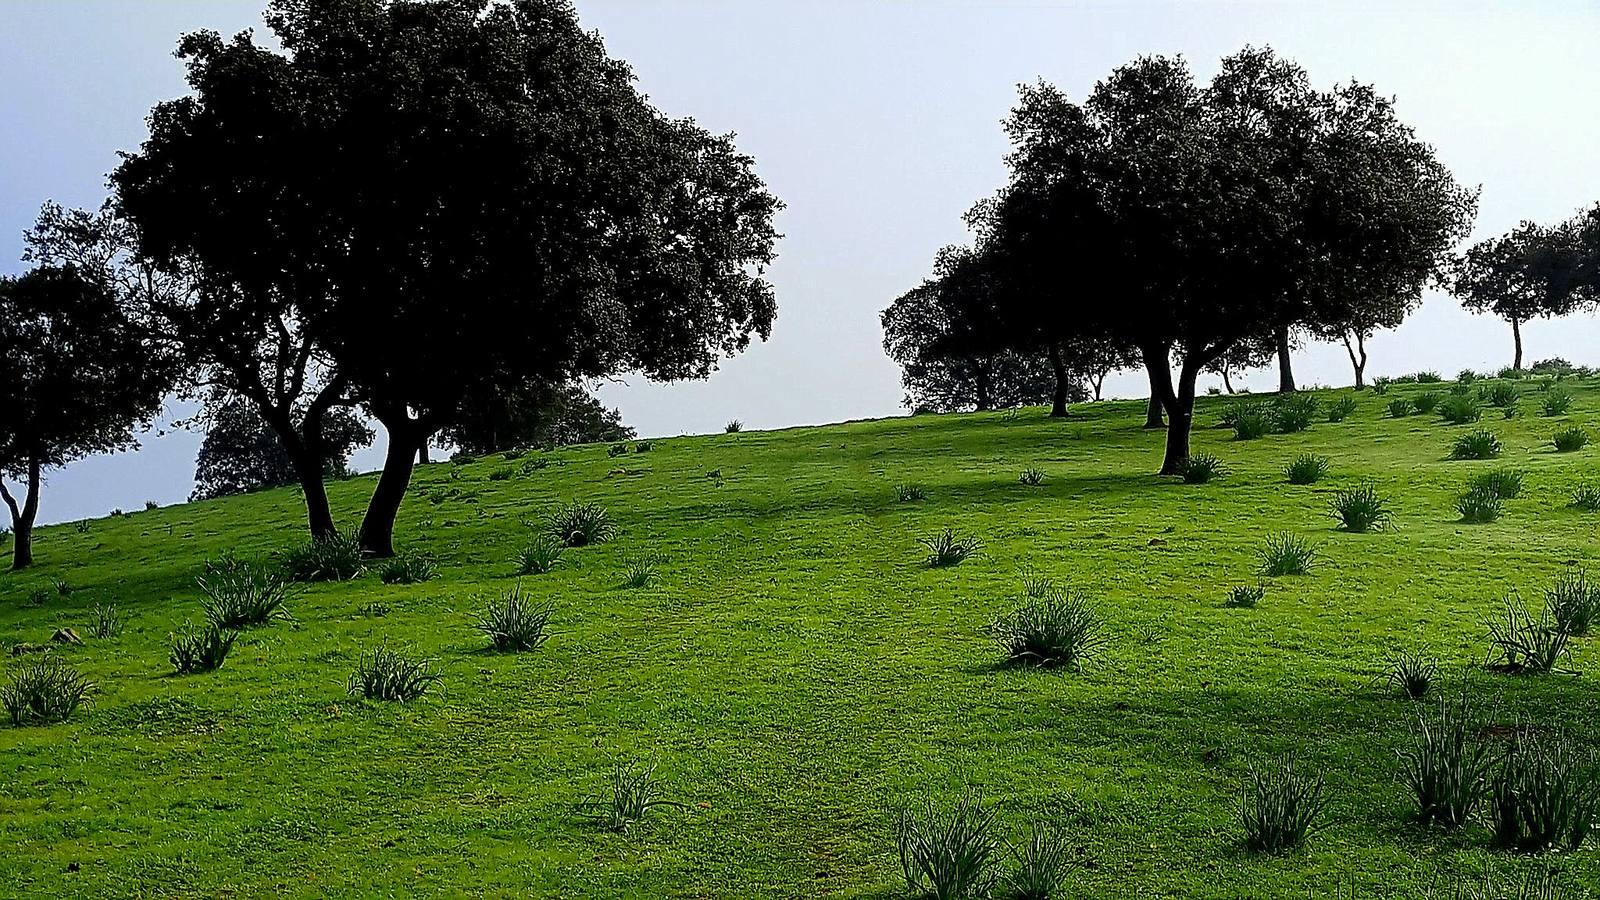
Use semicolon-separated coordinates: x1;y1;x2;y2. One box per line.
2;380;1600;896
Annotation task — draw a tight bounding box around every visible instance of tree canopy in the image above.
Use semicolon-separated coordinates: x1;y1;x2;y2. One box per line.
438;383;636;456
1454;207;1599;369
192;393;373;501
112;0;782;555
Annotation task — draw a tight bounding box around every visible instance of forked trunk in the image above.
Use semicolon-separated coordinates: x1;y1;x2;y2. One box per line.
1343;331;1369;390
358;414;426;558
1;459;41;571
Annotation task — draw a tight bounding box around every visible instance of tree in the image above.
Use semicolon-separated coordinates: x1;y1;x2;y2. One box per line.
1204;333;1276;394
438;383;635;455
1453;221;1586;369
113;0;781;556
882;246;1057;413
0;266;171;569
978;48;1473;473
192;392;373;500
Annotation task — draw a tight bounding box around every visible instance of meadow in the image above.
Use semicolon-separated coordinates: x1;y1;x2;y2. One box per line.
2;373;1598;898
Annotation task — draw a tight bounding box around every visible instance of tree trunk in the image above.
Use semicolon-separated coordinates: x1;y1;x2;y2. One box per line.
417;441;430;465
1221;367;1235;394
1;459;41;571
1145;353;1199;476
1342;331;1368;389
1047;345;1070;418
358;413;426;558
1276;325;1296;393
288;447;338;541
1511;317;1523;370
1092;371;1107;402
1143;357;1166;428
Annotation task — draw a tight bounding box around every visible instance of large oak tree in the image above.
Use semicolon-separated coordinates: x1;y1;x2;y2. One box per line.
113;0;781;556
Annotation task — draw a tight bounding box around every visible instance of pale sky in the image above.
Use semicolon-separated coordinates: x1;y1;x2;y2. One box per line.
4;1;1599;524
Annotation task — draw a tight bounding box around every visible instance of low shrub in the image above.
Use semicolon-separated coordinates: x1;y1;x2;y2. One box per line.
1485;596;1570;675
1271;393;1318;433
1439;394;1482;425
1541;388;1573;417
199;553;294;628
1497;366;1526;380
634;440;652;453
1572;481;1600;511
1456;486;1502;524
1259;532;1316;577
896;483;928;502
1456;369;1479;384
545;501;615;547
894;791;1000;899
607;443;629;458
1225;399;1270;440
1387;398;1412;418
1225;585;1264;608
2;657;94;726
1329;483;1390;533
378;552;436;585
1545;568;1599;637
1179;453;1225;484
1413;390;1443;414
280;532;365;582
1386;651;1437;699
515;536;564;575
989;587;1105;670
724;419;744;433
450;451;475;465
1415;370;1443;383
1371;379;1390;395
1552;427;1588;452
1485;382;1520;408
348;641;440;701
1325;395;1357;423
1470;469;1524;500
1018;467;1045;486
474;586;552;652
1450;430;1501;460
921;528;981;567
169;624;237;674
1284;454;1330;485
1240;755;1328;853
1399;690;1494;829
581;760;682;833
1489;730;1599;852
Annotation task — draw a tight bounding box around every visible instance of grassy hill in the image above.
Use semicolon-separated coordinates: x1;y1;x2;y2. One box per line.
3;374;1599;898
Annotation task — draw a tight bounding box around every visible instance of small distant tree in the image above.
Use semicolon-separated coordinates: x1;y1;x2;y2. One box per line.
438;383;634;455
1204;333;1277;394
1452;221;1586;370
0;266;171;569
192;393;373;500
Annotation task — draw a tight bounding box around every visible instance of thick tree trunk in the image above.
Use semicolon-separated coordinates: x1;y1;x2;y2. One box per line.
1342;331;1368;389
1047;345;1070;418
1276;325;1296;393
1;459;41;571
417;441;430;465
358;413;426;558
288;448;338;541
1145;353;1200;476
1511;317;1523;370
1143;357;1166;428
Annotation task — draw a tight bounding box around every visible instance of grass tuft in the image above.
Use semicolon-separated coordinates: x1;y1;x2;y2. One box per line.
1284;454;1330;485
1541;388;1573;417
1449;430;1502;460
545;501;615;547
1469;469;1524;500
989;587;1105;671
515;536;564;575
1544;568;1599;637
198;554;294;628
1018;467;1045;486
1456;486;1503;524
89;602;124;639
581;760;683;833
169;624;237;674
377;552;436;585
348;641;439;701
1003;822;1073;900
895;791;1000;899
1386;397;1413;418
2;657;94;726
474;585;552;653
1178;453;1225;484
1570;481;1600;512
1259;532;1316;577
280;532;365;582
1552;427;1588;452
1240;755;1327;853
1485;596;1570;675
1325;395;1357;423
1398;689;1493;829
1386;651;1437;700
1489;730;1600;852
1329;483;1391;532
896;483;928;503
921;528;981;568
1225;584;1264;609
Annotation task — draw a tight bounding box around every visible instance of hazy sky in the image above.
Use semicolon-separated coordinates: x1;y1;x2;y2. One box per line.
4;1;1599;524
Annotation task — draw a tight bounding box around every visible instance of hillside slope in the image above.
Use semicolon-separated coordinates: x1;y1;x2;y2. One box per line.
3;377;1599;898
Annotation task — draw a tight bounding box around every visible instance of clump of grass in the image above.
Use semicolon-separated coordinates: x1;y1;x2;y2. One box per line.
1439;394;1482;425
378;552;436;585
1329;483;1391;533
1544;568;1599;637
1387;397;1413;418
894;791;1000;899
1240;755;1328;853
1541;388;1573;417
1178;453;1225;484
1413;390;1443;414
198;553;294;628
1485;382;1520;408
1259;532;1316;577
896;483;928;502
280;532;364;582
1552;427;1588;452
169;624;237;674
1386;651;1437;699
2;657;94;726
1399;690;1494;829
515;536;564;575
89;602;123;639
1226;399;1271;440
1450;430;1501;460
1500;403;1519;420
1326;395;1357;423
1283;454;1330;485
1271;393;1318;433
990;587;1105;671
24;587;50;608
1489;730;1600;852
607;443;629;458
487;468;514;481
1225;585;1264;608
921;528;981;567
1470;469;1524;500
545;501;615;547
621;557;658;589
521;456;549;473
1456;486;1503;524
1018;467;1045;486
1485;596;1571;675
474;585;552;652
1571;481;1600;511
347;642;440;701
359;602;390;618
581;760;683;833
1371;379;1390;395
1002;822;1072;900
1457;369;1479;384
724;419;744;433
633;440;652;453
1416;370;1443;383
502;448;525;460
